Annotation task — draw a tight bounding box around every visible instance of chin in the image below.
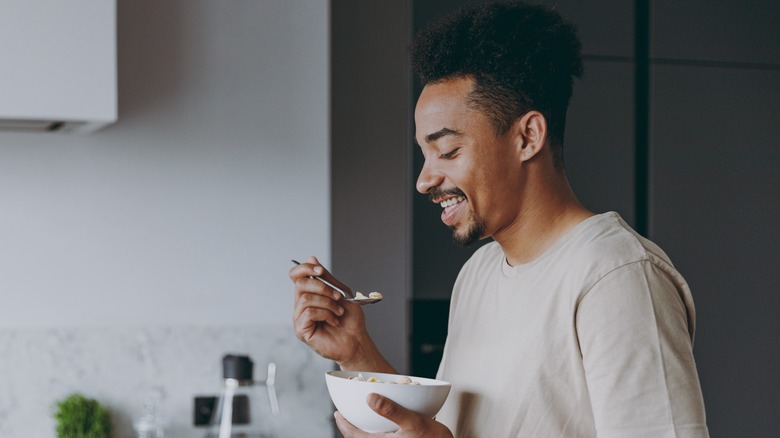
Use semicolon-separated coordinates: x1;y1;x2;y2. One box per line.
450;222;486;247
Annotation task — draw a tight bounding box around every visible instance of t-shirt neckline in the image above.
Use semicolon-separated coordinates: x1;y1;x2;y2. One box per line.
500;211;619;277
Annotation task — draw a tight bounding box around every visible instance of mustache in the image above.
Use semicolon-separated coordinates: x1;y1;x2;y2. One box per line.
428;187;466;203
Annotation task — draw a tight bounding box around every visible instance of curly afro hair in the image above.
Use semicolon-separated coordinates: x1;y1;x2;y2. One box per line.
411;1;583;169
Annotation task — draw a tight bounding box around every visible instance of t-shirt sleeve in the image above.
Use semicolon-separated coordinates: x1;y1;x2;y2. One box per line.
575;260;709;438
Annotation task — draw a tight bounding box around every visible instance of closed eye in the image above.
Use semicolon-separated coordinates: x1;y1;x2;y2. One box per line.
440;148;461;159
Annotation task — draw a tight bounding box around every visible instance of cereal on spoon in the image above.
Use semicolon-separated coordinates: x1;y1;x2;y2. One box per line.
354;291;383;301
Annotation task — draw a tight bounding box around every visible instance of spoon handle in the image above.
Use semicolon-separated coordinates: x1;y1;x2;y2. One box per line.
291;260;351;299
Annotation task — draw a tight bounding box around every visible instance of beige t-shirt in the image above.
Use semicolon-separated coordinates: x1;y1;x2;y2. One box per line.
435;212;708;437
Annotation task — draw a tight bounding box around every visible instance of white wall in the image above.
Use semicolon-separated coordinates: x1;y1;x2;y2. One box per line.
0;0;329;328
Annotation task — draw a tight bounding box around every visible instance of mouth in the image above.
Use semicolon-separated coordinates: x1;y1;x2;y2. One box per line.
439;195;465;209
437;195;467;226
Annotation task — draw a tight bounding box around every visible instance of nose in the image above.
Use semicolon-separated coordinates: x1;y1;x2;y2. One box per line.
416;159;443;194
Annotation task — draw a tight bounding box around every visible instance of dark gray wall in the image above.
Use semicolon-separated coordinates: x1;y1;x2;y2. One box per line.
331;0;412;372
333;0;780;434
649;1;780;435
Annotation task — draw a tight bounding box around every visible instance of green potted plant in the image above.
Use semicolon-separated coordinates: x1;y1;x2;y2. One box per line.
54;393;112;438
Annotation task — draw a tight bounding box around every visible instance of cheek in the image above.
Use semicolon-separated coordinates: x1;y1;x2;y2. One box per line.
463;171;494;211
455;146;513;203
473;163;518;208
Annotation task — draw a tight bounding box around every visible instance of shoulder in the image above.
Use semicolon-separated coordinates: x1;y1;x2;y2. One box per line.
573;213;696;338
560;213;693;312
567;212;677;278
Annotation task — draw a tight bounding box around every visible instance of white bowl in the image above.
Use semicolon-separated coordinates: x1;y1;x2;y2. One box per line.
325;370;451;433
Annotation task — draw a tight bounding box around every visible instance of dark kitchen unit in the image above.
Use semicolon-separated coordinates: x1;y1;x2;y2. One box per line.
409;298;450;378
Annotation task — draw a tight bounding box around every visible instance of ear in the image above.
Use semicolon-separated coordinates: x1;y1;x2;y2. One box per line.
513;111;547;162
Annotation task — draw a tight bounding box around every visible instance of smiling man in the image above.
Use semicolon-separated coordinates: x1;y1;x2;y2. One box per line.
290;2;708;437
415;77;592;260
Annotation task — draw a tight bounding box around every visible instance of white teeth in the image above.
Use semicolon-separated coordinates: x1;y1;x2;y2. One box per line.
439;196;465;208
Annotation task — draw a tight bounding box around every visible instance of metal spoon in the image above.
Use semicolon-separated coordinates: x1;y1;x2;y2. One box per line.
291;260;383;305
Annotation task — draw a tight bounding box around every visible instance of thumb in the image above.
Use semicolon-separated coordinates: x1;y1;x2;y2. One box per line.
367;393;411;425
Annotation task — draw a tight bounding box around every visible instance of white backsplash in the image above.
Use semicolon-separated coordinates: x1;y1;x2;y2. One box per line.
0;325;334;437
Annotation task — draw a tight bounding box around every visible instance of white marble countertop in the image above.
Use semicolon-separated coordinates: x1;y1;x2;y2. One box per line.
0;324;335;438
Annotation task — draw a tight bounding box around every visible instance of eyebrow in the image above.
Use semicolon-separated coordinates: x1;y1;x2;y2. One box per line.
424;127;463;144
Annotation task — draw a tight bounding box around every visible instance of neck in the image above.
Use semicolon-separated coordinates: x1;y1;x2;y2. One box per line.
493;169;593;266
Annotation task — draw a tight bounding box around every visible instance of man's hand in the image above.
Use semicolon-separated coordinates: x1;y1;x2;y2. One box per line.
334;393;453;438
290;256;367;365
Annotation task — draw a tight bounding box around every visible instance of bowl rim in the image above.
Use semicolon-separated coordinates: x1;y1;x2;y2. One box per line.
326;370;451;387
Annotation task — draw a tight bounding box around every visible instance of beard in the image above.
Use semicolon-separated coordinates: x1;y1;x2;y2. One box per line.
450;212;487;247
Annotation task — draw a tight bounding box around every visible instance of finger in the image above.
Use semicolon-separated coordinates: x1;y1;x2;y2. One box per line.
367;393;420;430
334;411;369;438
293;292;345;322
294;277;344;302
293;301;341;329
293;307;340;339
296;256;353;295
295;288;345;312
289;257;325;281
291;261;352;301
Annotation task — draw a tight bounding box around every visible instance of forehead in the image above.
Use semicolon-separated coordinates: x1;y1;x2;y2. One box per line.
414;77;476;136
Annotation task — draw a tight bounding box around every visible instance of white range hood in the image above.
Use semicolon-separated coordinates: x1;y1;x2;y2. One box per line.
0;0;117;133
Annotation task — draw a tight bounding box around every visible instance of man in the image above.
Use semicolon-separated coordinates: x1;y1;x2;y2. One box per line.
290;2;708;437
